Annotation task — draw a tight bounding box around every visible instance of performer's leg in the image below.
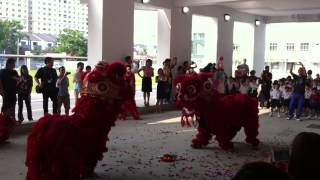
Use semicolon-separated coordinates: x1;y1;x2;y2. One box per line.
191;127;212;148
244;113;260;148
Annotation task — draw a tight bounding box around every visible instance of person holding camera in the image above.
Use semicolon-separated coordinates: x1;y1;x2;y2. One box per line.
56;66;70;115
17;65;33;123
35;57;58;115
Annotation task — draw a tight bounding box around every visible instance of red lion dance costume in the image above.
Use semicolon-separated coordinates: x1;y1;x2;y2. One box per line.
174;73;260;151
25;61;133;180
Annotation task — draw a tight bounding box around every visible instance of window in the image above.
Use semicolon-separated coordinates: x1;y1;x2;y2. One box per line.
269;43;277;51
286;43;294;51
300;43;309;51
233;44;240;53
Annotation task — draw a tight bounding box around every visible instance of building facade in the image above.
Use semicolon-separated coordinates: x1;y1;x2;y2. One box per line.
0;0;88;35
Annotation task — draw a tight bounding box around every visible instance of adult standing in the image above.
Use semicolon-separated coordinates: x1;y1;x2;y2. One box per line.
259;66;273;108
287;62;307;121
17;65;33;123
238;58;250;76
35;57;58;115
0;58;20;120
162;57;177;103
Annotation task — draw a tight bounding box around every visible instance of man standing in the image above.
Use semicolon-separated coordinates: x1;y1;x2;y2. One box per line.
259;66;273;108
287;62;307;121
35;57;58;115
0;58;20;120
239;58;250;76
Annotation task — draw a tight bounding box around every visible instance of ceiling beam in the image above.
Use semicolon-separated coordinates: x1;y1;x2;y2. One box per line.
174;0;240;7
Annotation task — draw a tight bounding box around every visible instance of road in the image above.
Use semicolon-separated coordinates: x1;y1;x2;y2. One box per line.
0;88;157;120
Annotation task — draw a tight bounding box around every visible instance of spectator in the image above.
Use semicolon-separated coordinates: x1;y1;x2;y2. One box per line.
239;78;249;94
200;63;213;73
306;70;313;87
85;65;91;73
73;62;84;102
289;132;320;180
182;61;190;74
124;55;139;73
238;58;250;76
287;62;307;121
310;87;318;118
35;57;58;115
176;66;184;75
304;85;312;119
0;58;20;120
56;66;70;115
155;68;168;112
163;57;177;103
138;59;154;107
259;65;273;108
17;65;33;123
232;162;290;180
282;86;292;115
248;70;259;98
270;81;282;117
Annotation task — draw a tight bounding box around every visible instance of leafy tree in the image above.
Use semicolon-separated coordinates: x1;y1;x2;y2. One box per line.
0;20;24;54
54;29;87;56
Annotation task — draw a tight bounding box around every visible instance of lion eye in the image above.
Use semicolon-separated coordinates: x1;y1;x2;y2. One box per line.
96;82;109;94
203;80;213;91
187;85;197;95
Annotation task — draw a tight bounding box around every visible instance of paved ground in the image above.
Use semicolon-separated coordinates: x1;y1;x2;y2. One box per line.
0;88;157;121
1;110;320;180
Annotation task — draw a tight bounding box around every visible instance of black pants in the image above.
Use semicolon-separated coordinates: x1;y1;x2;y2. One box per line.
43;92;58;114
18;94;32;120
1;95;16;120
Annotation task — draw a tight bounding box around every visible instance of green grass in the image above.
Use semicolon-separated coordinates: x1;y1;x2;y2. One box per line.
28;70;156;92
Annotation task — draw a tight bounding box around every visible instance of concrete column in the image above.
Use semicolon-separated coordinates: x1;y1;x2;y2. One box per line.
157;9;171;68
217;18;234;76
170;7;192;66
253;23;266;75
87;0;134;65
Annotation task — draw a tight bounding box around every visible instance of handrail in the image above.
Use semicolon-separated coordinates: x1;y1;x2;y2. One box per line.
0;54;88;60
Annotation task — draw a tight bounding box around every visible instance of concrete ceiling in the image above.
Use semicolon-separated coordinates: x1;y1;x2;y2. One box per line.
174;0;320;16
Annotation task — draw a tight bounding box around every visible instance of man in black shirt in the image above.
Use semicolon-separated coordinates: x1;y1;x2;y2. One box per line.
287;62;307;121
35;57;58;115
0;58;20;120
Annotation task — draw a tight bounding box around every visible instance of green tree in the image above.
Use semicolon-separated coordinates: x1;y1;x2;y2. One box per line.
54;29;87;56
0;20;24;54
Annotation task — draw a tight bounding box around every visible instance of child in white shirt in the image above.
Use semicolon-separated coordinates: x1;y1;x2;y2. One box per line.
270;82;282;117
304;85;312;119
282;86;292;115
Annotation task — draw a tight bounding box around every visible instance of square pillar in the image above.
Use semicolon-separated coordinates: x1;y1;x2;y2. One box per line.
253;23;266;75
217;18;234;76
170;7;192;66
87;0;134;65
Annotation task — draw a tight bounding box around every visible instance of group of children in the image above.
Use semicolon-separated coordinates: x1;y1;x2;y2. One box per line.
137;58;176;113
269;74;320;119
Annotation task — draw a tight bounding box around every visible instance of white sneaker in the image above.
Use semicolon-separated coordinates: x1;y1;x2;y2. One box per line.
277;113;281;118
295;117;301;121
269;113;273;117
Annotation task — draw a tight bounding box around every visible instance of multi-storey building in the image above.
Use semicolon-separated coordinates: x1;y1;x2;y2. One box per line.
0;0;29;30
0;0;88;35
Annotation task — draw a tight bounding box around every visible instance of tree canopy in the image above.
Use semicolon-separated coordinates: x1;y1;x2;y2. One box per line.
0;20;24;54
54;29;87;56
